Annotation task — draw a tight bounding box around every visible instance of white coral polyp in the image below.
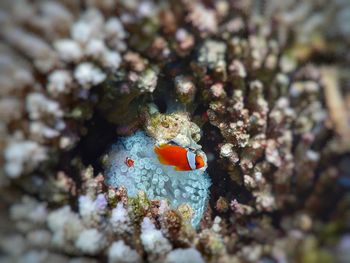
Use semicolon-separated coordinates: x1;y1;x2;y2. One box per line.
78;195;96;218
47;70;73;96
30;122;60;139
102;51;121;71
10;197;47;224
47;206;83;243
54;39;83;62
75;228;105;255
71;21;94;44
165;248;205;263
110;202;131;234
47;206;73;232
105;131;211;227
220;143;234;157
108;240;141;263
4;141;47;178
105;17;127;49
74;62;106;89
78;194;107;226
26;92;63;120
85;39;107;58
140;217;172;255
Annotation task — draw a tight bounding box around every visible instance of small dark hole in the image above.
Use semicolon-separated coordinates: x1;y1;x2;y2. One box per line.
154;98;167;113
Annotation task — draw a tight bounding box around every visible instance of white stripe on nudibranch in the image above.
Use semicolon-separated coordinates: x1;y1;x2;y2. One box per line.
186;150;196;170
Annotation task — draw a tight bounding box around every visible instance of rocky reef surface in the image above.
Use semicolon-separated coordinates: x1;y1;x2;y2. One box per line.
1;0;350;262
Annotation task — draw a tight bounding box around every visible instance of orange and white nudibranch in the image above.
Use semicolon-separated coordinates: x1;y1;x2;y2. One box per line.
154;144;206;171
124;157;134;167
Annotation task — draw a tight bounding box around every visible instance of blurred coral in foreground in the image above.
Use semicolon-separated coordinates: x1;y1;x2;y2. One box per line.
0;0;350;262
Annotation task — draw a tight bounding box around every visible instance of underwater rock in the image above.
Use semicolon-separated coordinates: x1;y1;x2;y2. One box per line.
105;130;211;227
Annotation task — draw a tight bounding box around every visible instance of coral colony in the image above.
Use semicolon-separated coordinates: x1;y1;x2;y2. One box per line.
1;0;350;263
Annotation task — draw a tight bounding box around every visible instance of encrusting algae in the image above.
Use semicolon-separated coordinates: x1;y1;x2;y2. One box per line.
1;0;350;263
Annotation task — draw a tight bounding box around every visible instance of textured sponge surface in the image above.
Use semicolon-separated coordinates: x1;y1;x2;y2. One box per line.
105;131;211;227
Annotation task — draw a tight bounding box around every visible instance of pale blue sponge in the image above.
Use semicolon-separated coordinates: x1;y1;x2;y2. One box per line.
105;131;211;227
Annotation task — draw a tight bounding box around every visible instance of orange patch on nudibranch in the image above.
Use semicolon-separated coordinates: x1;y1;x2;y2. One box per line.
124;157;134;167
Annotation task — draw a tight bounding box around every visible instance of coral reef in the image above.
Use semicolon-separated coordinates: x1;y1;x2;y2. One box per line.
1;0;350;262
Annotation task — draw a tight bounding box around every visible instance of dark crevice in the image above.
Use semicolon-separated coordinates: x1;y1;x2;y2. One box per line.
68;112;118;174
200;122;254;219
